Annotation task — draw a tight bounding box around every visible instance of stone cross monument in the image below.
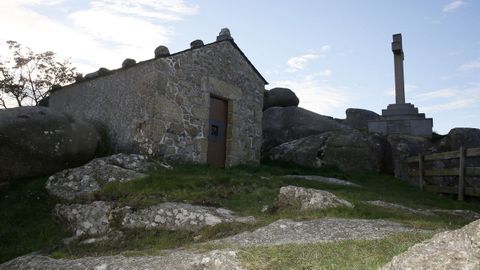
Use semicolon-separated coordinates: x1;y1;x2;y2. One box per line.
392;34;405;104
367;33;433;138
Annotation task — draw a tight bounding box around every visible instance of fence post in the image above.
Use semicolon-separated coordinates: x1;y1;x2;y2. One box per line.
458;147;465;201
418;154;424;191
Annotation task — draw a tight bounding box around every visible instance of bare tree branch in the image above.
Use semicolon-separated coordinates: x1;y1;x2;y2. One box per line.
0;40;76;108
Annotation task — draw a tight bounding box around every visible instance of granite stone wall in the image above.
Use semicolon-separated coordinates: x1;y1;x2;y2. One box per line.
49;40;265;166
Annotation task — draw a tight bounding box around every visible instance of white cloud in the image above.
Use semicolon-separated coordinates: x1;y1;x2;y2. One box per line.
443;0;466;12
419;85;480;113
413;88;456;101
68;9;172;47
0;0;199;75
89;0;199;21
422;98;475;112
286;45;332;73
320;45;331;53
286;54;319;72
269;74;348;116
460;59;480;70
15;0;65;5
381;83;479;114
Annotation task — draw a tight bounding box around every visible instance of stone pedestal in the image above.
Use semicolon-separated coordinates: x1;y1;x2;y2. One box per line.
368;103;433;137
368;34;433;138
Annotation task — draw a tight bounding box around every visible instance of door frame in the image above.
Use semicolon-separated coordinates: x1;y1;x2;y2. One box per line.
207;95;229;167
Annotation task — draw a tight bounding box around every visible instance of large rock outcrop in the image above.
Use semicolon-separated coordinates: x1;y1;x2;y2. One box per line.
267;132;330;168
344;108;380;130
54;201;255;240
0;250;244;270
0;106;102;182
215;218;422;247
438;128;480;150
387;135;434;182
262;107;350;153
122;202;255;231
382;219;480;270
323;130;386;172
263;87;299;111
46;153;170;201
268;130;386;172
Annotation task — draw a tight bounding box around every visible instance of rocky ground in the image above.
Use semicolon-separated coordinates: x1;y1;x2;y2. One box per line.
213;218;422;247
0;218;425;270
2;87;480;269
382;219;480;270
3;215;478;270
1;154;480;269
0;250;244;270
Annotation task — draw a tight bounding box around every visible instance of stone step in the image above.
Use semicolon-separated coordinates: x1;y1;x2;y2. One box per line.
381;103;421;117
380;113;427;120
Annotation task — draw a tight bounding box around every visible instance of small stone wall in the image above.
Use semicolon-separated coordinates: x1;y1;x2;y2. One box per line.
49;39;265;166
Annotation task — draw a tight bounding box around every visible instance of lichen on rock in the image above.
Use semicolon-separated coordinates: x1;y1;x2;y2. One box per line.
122;202;255;231
275;185;354;211
45;153;171;201
54;201;115;238
382;219;480;270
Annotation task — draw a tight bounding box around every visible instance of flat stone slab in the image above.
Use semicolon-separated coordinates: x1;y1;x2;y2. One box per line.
430;209;480;221
0;249;243;270
54;201;255;241
364;200;480;221
46;154;170;201
282;175;361;187
214;218;421;247
364;200;435;216
122;202;255;231
275;186;353;211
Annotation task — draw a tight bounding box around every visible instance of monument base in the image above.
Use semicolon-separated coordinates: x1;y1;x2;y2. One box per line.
368;103;433;138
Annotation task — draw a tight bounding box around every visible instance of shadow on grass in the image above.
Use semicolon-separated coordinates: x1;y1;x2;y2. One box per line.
0;177;67;263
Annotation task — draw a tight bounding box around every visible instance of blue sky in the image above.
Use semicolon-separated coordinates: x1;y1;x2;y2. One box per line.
1;0;479;133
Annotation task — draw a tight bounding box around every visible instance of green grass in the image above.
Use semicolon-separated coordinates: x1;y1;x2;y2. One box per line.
94;162;479;229
1;162;480;266
0;177;67;263
239;232;435;270
53;222;261;259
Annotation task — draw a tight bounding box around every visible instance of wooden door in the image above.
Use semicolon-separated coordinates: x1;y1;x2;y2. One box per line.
207;96;228;167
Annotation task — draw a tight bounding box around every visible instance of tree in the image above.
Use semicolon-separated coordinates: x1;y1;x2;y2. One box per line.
0;41;77;108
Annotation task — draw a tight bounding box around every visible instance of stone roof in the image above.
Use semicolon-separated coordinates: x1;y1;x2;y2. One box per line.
51;37;268;93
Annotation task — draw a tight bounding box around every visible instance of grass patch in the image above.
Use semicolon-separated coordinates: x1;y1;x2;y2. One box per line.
53;229;194;259
0;177;66;263
52;222;261;259
2;162;480;264
239;232;434;270
95;163;480;230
